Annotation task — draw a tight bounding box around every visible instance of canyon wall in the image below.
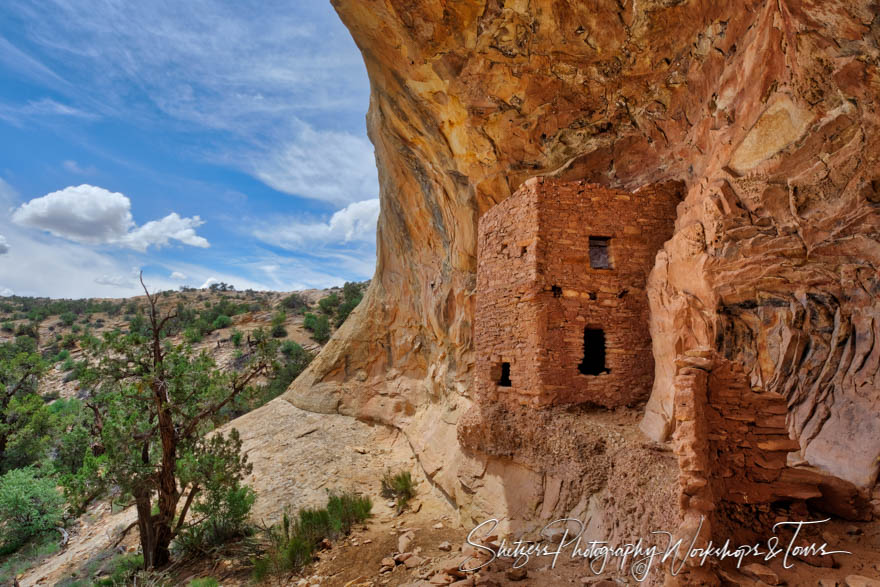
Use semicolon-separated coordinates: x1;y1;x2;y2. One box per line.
284;0;880;541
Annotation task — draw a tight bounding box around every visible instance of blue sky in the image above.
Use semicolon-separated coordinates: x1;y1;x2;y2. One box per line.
0;0;378;298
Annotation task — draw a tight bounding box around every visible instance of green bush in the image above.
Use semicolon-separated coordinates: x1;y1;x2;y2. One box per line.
211;314;232;330
302;313;330;344
59;312;76;327
0;532;59;585
302;313;317;331
189;579;220;587
174;483;255;557
93;553;144;586
0;468;64;552
270;324;287;338
381;470;415;513
255;344;314;406
230;330;243;347
311;315;330;344
317;293;340;315
334;296;361;328
184;326;203;344
252;492;371;582
54;349;70;363
280;293;308;314
1;322;13;333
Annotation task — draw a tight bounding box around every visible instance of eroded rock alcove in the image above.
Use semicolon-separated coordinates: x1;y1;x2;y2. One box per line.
283;0;880;577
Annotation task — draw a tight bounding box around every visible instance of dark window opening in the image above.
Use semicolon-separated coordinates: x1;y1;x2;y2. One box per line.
579;328;608;375
589;236;612;269
498;362;512;387
551;285;562;298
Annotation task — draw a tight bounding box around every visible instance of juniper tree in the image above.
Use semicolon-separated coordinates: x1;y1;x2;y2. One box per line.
75;275;276;568
0;336;47;468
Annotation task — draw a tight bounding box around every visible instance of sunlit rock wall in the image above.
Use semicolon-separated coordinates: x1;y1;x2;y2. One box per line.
284;0;880;529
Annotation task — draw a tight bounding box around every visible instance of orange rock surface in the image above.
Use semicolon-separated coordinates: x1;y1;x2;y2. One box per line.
283;0;880;569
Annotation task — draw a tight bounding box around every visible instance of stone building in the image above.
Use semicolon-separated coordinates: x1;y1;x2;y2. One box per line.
475;177;681;408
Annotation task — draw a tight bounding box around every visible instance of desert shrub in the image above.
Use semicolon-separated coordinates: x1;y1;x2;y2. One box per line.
92;553;144;586
2;395;55;470
60;333;78;349
189;579;220;587
54;349;70;363
334;283;364;328
62;360;88;383
0;468;64;552
280;293;308;314
15;322;38;339
280;340;300;359
252;492;371;582
61;358;75;371
49;399;90;475
381;470;415;512
311;315;330;344
211;314;232;330
184;326;203;344
302;313;330;344
270;310;287;338
174;482;255;557
1;322;12;333
317;293;340;315
0;531;59;584
253;343;313;407
230;330;243;347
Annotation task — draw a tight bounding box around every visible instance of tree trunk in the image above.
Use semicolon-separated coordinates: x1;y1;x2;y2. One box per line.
134;492;156;570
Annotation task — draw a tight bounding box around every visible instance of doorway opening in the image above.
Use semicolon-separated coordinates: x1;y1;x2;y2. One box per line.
579;328;608;375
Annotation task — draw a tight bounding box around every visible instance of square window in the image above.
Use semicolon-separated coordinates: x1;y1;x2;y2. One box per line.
589;236;612;269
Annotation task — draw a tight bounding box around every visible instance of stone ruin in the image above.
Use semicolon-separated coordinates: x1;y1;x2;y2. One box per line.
473;176;872;566
474;176;680;408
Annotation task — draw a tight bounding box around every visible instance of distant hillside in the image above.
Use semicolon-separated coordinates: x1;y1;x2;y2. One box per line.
0;282;367;404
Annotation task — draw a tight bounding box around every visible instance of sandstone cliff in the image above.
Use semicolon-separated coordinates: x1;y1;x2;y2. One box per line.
284;0;880;566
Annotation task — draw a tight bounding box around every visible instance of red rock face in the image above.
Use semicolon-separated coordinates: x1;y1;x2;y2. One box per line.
283;0;880;546
475;177;681;408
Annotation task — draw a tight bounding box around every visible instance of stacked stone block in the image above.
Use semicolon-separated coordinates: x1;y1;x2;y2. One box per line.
475;177;680;408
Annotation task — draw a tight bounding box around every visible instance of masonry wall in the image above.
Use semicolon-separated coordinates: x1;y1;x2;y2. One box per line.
533;179;680;407
474;187;542;404
475;177;680;409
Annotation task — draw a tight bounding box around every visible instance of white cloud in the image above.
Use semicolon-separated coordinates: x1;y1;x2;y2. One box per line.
0;235;8;255
11;184;209;251
199;277;219;289
0;98;96;125
94;274;132;288
170;271;187;280
3;2;373;201
250;123;378;206
0;287;13;297
122;213;209;252
255;198;379;250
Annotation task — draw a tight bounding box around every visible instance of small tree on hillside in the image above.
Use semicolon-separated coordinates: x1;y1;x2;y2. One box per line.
74;275;276;568
0;337;47;467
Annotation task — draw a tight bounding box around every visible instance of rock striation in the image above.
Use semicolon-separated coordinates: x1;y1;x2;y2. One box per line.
283;0;880;574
